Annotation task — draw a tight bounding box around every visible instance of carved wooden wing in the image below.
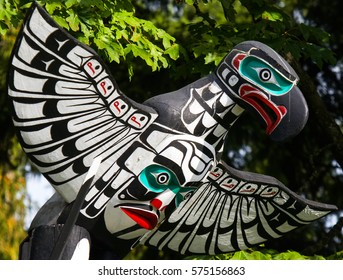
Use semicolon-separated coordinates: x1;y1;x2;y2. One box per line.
140;161;337;255
8;3;157;202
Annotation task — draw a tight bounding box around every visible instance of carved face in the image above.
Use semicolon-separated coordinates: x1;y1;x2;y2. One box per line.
216;41;308;141
103;164;194;237
99;133;215;239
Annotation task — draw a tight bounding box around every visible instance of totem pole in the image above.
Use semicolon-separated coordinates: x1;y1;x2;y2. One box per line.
7;3;337;259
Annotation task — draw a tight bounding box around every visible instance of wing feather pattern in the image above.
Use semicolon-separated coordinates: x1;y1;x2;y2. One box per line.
140;161;337;255
8;3;157;202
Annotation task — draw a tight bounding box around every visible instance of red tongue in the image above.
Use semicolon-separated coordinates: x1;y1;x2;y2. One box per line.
120;206;158;230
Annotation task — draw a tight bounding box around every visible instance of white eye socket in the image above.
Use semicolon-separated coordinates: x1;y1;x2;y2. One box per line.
260;186;279;198
238;183;257;194
156;173;170;185
254;67;280;87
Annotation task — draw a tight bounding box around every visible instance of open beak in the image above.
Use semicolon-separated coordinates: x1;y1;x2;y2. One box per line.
238;84;308;141
120;189;177;230
239;84;287;135
120;205;158;230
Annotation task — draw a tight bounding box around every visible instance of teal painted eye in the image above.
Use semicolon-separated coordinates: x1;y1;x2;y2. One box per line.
139;165;196;207
240;56;294;95
139;165;180;194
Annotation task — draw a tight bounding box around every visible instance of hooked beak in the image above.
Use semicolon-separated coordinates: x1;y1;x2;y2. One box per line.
239;84;287;135
237;83;308;141
239;84;308;141
268;86;308;141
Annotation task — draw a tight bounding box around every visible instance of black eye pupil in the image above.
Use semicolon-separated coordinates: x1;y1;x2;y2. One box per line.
260;69;271;81
157;173;169;184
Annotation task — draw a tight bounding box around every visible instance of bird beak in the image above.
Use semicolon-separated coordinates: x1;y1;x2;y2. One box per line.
268;86;309;141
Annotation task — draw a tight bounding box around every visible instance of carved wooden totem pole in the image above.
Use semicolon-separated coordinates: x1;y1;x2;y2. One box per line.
7;3;337;259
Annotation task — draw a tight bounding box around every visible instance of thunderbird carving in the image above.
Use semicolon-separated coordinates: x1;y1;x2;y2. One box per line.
8;3;337;259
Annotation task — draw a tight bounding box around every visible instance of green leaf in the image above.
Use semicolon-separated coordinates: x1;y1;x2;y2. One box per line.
45;3;62;14
126;44;153;67
262;10;283;21
273;250;306;260
162;35;172;49
164;44;180;60
131;32;141;42
94;36;122;64
230;250;272;260
20;2;34;9
115;29;129;41
159;55;169;69
250;251;272;260
79;22;93;40
66;10;80;32
65;0;80;9
52;16;70;30
104;43;122;64
115;12;139;28
230;251;253;260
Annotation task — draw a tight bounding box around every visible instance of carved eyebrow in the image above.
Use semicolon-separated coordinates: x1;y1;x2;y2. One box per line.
249;48;298;83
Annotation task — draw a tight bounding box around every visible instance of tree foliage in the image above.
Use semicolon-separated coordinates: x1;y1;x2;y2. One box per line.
1;0;179;76
187;247;343;260
0;136;27;260
0;0;342;259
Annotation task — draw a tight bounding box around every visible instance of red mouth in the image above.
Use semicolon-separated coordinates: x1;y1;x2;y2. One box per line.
120;206;158;230
239;84;287;135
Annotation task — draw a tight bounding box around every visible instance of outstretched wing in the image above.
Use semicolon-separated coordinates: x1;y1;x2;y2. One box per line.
8;3;157;202
140;161;337;255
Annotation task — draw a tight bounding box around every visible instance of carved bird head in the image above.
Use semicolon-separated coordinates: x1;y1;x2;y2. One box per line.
216;41;308;141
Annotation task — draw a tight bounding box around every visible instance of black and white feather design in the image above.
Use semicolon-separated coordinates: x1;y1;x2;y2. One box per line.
8;3;157;202
140;162;337;255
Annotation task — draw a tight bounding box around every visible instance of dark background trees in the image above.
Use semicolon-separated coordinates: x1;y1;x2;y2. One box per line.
0;0;342;259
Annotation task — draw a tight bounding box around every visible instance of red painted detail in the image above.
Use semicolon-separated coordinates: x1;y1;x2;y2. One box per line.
222;183;235;189
261;191;277;197
120;206;158;230
239;84;287;135
100;81;107;94
130;116;141;127
113;101;121;113
239;188;256;193
87;62;95;74
150;198;162;210
233;53;247;70
210;172;221;178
